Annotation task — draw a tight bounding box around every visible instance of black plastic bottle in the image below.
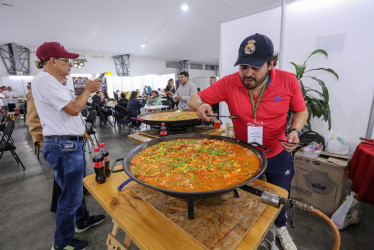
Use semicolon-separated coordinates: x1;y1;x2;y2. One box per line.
100;143;111;177
93;147;106;184
160;122;167;137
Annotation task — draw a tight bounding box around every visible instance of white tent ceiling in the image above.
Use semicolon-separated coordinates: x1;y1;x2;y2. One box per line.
0;0;281;64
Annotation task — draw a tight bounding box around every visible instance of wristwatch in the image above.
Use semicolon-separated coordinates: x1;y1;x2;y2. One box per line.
288;128;302;136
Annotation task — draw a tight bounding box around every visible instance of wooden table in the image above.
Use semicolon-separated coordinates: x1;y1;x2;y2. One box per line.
84;169;287;250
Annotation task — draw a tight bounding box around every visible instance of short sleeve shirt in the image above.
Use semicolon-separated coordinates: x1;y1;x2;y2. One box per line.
198;68;306;158
174;82;197;109
31;71;85;136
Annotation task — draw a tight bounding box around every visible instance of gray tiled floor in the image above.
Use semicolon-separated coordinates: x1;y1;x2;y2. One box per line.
0;119;373;250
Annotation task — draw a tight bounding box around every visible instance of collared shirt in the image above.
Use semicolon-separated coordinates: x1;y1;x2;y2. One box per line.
4;90;17;104
174;81;197;109
198;68;306;158
32;71;85;136
0;93;5;107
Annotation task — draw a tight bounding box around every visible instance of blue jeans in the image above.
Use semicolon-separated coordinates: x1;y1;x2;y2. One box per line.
259;150;295;227
43;138;89;245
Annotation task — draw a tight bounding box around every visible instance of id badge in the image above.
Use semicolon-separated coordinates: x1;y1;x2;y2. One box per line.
247;122;263;144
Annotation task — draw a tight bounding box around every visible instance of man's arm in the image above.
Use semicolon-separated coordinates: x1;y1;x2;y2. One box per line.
63;79;101;116
188;93;215;121
281;109;308;152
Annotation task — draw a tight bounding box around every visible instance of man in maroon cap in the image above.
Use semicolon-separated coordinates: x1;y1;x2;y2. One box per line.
32;42;104;250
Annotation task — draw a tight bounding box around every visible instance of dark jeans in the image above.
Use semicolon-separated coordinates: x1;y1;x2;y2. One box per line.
43;138;89;245
259;150;295;227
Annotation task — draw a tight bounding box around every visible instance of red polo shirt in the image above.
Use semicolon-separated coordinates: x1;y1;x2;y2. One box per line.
198;68;306;158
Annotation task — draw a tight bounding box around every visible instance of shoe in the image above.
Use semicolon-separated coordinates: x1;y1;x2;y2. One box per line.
75;214;105;233
273;225;297;250
51;238;88;250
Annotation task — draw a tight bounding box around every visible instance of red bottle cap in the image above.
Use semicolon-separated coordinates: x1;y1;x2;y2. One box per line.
94;147;100;152
99;143;105;148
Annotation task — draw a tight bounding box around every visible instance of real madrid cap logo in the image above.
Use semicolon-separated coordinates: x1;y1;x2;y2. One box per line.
244;40;256;55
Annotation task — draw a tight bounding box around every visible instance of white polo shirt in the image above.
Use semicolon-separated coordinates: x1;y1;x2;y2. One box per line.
0;93;5;107
32;71;85;136
5;90;17;104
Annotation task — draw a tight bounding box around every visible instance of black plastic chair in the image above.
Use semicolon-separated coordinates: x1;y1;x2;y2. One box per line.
113;105;134;135
0;120;25;170
0;111;7;134
85;110;99;152
81;108;88;121
95;103;113;126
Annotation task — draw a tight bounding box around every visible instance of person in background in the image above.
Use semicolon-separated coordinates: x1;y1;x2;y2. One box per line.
27;82;32;92
209;76;219;115
209;76;217;85
127;90;145;128
92;90;111;125
4;86;18;112
158;88;166;96
188;33;308;250
32;41;105;250
0;87;8;111
173;71;197;109
146;90;162;105
165;78;176;109
136;89;140;96
117;92;128;108
147;85;152;95
103;91;110;101
143;86;148;96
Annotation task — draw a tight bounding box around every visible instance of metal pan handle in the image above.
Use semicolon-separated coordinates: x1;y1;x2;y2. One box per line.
111;158;124;173
250;142;269;153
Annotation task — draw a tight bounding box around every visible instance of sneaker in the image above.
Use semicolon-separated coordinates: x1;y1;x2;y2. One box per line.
75;214;105;233
51;238;88;250
273;225;297;250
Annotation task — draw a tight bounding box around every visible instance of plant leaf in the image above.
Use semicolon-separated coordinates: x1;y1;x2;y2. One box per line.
306;76;329;103
304;87;324;99
299;80;306;97
290;62;300;79
298;65;306;79
305;68;339;80
304;49;328;65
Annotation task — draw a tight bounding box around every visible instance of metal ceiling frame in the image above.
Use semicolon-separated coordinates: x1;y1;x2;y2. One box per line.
113;54;131;76
0;43;30;75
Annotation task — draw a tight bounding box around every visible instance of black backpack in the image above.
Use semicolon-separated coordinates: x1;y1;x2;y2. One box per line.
299;131;326;150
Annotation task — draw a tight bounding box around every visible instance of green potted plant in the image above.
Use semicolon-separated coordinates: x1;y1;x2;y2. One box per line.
289;49;339;130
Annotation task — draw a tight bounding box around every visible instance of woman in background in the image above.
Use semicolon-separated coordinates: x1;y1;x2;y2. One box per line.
127;91;145;128
146;90;161;105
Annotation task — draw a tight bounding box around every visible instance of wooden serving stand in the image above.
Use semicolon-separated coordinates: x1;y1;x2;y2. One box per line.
84;167;288;250
128;125;225;144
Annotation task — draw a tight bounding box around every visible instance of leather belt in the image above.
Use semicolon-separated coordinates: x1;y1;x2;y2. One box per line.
45;135;85;141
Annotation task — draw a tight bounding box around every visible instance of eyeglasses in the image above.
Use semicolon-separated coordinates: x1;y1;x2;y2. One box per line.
55;58;74;64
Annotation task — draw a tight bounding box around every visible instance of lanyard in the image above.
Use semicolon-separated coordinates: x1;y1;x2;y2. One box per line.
249;75;270;122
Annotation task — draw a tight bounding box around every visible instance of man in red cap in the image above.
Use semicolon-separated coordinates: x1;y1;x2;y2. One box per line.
32;42;104;250
189;33;308;250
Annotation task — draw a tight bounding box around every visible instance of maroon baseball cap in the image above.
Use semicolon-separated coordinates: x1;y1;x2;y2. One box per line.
36;42;79;62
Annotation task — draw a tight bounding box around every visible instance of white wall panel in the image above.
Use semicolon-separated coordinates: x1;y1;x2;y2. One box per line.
282;0;374;153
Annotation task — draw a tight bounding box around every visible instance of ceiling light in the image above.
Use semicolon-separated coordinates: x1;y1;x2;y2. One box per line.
181;4;189;11
140;44;146;48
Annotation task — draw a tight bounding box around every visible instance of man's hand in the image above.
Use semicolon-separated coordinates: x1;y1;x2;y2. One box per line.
174;96;182;101
280;131;300;152
196;103;216;121
85;79;101;93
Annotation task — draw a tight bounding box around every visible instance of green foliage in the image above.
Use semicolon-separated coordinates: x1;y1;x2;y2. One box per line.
289;49;338;130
